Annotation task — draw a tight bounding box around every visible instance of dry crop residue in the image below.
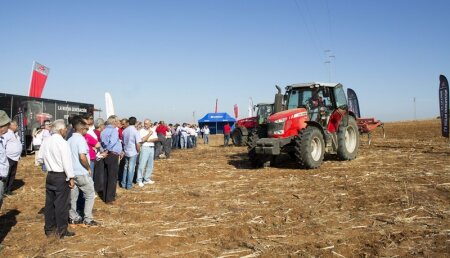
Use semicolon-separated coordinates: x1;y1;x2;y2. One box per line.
0;119;449;257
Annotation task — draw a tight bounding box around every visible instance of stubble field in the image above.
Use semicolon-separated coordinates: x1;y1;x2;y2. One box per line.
0;119;449;257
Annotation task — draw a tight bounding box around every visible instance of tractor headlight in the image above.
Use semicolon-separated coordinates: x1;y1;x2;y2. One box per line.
273;130;284;135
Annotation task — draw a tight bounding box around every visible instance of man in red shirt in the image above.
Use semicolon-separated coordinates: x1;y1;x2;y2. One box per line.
155;121;170;159
223;123;231;147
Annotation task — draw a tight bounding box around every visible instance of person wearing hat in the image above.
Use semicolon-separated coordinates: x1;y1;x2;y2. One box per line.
0;110;12;210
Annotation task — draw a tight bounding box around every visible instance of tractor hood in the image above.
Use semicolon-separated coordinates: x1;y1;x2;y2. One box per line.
237;116;256;125
268;108;308;122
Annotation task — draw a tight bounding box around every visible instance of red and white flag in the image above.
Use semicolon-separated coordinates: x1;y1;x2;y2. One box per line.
28;61;50;98
234;104;239;118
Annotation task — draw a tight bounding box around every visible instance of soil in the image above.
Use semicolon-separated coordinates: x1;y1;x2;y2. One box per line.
0;119;449;257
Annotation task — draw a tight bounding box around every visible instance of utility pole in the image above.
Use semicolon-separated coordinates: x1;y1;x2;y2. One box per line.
413;97;416;120
193;111;196;124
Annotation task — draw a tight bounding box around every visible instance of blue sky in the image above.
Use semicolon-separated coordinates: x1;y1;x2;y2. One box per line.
1;0;449;122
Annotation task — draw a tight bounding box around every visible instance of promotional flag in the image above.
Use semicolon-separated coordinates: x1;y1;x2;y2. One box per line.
347;88;361;118
248;98;254;117
105;92;115;118
28;61;50;98
215;98;218;113
234;104;239;118
439;75;449;138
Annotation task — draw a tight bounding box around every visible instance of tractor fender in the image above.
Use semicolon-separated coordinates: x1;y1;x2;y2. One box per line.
239;126;249;136
304;121;327;142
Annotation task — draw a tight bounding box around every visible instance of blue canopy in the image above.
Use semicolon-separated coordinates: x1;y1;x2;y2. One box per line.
198;113;236;134
198;112;236;123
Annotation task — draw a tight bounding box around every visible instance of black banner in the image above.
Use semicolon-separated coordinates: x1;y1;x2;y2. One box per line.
347;88;361;118
17;108;27;156
439;75;449;138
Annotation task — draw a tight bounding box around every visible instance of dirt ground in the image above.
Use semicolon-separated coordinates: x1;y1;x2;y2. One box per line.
0;119;449;257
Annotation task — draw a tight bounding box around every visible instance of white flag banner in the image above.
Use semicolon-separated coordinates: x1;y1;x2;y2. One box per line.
248;97;254;117
105;92;115;118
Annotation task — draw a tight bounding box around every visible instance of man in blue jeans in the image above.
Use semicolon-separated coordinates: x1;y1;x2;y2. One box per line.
67;117;98;226
136;119;158;187
121;117;141;189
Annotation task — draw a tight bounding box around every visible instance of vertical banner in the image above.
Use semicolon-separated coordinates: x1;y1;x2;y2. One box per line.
233;104;238;118
17;108;27;156
28;61;50;98
347;88;361;118
248;97;254;117
215;98;218;113
439;75;449;138
105;92;115;118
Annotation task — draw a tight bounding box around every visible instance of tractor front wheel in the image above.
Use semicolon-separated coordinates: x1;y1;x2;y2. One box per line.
295;126;325;169
248;147;266;168
337;116;360;160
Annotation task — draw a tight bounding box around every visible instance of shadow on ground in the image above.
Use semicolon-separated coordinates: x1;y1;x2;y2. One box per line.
0;209;20;244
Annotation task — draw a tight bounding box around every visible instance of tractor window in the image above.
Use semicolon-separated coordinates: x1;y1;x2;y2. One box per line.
334;85;348;109
287;89;313;109
257;105;273;124
287;90;299;109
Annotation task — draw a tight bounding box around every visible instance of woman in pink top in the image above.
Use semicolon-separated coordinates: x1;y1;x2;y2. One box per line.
85;133;100;176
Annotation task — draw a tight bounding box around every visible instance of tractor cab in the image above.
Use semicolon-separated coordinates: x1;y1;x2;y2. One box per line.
285;82;347;124
255;103;273;125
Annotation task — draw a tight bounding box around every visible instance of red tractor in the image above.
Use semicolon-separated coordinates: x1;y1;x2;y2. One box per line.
248;82;360;169
231;102;274;146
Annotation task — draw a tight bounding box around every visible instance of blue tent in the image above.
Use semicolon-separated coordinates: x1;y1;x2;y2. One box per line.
198;112;236;134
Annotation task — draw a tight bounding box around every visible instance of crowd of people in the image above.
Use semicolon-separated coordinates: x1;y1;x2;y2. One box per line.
0;110;226;239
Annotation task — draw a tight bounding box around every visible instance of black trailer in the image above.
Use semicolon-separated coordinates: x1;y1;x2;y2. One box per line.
0;93;94;155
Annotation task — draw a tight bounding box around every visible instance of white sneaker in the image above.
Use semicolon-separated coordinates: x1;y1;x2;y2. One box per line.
138;182;144;187
144;180;155;185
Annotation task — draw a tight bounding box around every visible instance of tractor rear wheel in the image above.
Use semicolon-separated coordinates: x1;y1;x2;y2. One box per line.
295;126;325;169
232;129;246;146
337;116;360;160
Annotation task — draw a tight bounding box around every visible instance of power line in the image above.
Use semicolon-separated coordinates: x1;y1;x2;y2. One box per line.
324;0;333;43
292;0;323;59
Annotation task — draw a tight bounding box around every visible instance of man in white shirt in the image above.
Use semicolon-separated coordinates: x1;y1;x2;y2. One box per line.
0;110;11;210
38;119;75;238
136;119;158;187
3;120;23;195
203;125;210;144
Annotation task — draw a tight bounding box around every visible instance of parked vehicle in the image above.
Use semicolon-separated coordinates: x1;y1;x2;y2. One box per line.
231;102;273;146
248;82;360;169
0;93;94;154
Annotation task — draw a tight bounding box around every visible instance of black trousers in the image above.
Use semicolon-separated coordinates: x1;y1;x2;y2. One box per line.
5;158;18;193
103;154;119;203
93;159;105;193
44;172;71;237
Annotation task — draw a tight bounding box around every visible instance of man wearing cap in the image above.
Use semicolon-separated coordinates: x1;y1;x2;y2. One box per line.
0;110;11;210
38;119;76;238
